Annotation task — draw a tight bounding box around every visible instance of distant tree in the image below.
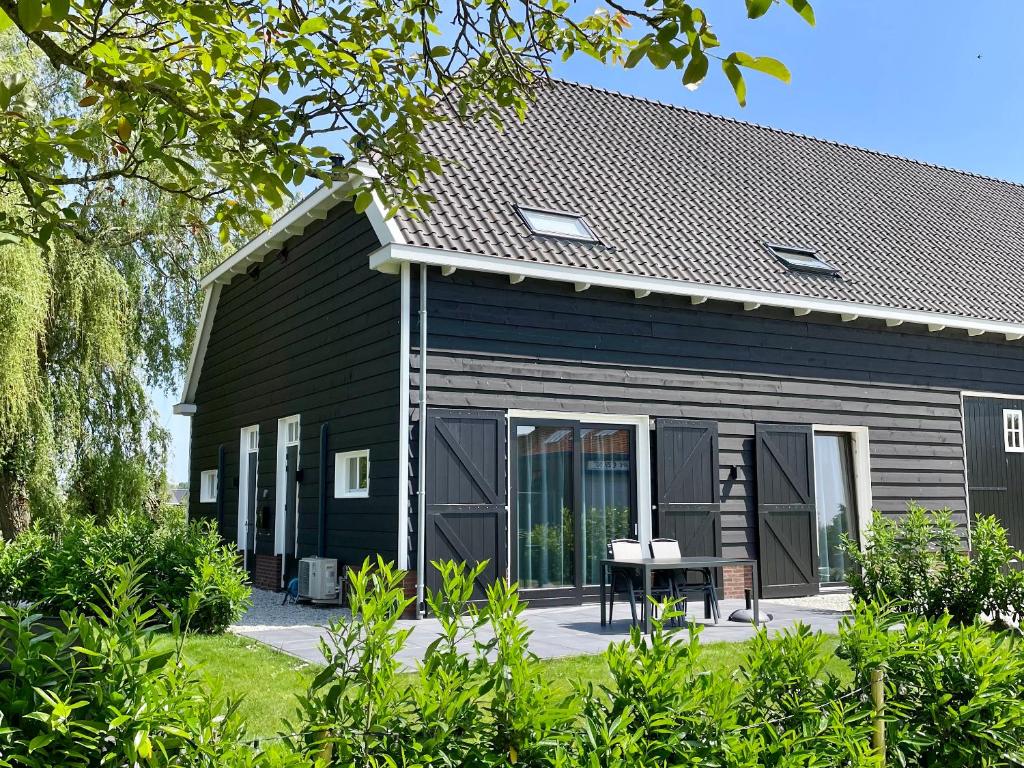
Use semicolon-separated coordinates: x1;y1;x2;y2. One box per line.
0;31;227;536
0;0;813;247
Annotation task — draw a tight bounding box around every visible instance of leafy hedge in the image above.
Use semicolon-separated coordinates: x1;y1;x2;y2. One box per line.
3;559;1022;767
843;504;1024;624
288;559;1024;768
0;507;250;633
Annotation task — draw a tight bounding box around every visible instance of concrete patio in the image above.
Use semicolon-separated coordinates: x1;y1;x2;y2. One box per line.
232;590;851;669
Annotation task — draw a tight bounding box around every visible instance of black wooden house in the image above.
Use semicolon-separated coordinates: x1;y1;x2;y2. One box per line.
176;80;1024;605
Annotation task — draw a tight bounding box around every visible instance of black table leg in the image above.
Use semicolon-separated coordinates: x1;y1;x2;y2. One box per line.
600;564;607;627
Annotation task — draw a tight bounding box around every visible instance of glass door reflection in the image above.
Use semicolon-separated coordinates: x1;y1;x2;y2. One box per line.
514;421;636;598
516;425;575;589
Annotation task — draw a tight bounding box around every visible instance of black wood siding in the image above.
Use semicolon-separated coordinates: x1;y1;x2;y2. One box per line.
414;269;1024;559
188;202;398;566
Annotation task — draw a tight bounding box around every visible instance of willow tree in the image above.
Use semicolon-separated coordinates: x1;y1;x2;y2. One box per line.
0;32;226;537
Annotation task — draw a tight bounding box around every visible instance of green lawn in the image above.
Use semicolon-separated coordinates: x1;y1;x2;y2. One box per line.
166;633;848;739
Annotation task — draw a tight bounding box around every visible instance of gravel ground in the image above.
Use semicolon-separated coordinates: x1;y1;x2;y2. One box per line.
231;587;350;631
765;591;852;612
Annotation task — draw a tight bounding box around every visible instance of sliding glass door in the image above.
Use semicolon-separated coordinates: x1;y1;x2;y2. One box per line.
513;420;636;601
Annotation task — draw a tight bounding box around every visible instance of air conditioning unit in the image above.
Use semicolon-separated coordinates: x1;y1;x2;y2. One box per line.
298;557;339;601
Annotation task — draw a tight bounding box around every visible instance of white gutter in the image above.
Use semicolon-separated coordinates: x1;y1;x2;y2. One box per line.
396;263;411;569
415;263;428;618
370;243;1024;341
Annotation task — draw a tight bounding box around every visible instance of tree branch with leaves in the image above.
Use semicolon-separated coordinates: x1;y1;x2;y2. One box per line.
0;0;812;247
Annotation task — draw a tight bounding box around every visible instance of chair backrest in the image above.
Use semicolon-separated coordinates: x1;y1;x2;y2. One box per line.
650;538;681;559
609;539;643;560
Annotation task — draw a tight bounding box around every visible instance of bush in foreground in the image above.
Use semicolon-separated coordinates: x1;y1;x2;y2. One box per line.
0;507;250;633
3;558;1022;766
0;566;287;768
289;559;1024;767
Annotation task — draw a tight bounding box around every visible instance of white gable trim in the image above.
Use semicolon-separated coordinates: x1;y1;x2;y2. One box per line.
176;183;400;409
370;243;1024;340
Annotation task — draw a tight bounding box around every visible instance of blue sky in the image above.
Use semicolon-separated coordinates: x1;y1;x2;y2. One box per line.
158;1;1024;483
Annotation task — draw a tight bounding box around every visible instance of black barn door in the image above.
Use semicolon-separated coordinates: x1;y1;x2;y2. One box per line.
656;419;721;557
424;409;507;599
964;396;1024;550
756;423;818;598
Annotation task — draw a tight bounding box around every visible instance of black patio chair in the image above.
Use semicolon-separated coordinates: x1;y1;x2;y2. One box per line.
649;538;720;624
606;539;678;627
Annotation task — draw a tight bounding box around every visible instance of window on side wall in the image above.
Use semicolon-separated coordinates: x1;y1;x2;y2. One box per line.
1005;409;1024;453
199;470;218;503
335;449;370;498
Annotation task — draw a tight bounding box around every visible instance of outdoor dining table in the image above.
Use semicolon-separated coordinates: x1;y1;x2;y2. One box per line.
599;556;760;634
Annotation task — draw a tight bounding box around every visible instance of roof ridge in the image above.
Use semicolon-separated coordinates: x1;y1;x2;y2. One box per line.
546;76;1024;192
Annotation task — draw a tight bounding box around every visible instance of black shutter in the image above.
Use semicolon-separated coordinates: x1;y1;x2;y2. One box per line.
755;423;819;598
424;409;507;599
656;419;721;557
283;444;299;557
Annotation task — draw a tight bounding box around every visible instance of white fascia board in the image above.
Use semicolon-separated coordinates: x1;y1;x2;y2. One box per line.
370;243;1024;339
178;282;221;406
200;176;403;289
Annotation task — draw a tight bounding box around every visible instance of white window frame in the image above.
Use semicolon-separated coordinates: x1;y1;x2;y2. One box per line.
515;206;598;242
335;449;371;499
1004;409;1024;453
506;410;651;582
275;415;301;556
199;469;218;503
237;425;259;551
811;425;873;549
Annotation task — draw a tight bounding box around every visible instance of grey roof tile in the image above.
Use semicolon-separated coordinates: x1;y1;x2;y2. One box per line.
394;79;1024;324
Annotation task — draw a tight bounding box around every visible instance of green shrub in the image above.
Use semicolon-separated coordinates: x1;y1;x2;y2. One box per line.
843;503;1024;624
0;507;250;633
840;600;1024;767
0;564;294;768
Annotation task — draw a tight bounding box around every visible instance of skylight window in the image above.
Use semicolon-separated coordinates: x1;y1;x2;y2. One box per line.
764;243;838;276
517;206;597;242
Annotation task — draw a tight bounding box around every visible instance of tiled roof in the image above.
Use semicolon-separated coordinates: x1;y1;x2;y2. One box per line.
394;79;1024;324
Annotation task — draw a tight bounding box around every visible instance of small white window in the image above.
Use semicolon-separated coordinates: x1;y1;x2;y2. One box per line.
1005;409;1024;452
335;449;370;498
517;206;597;242
199;470;219;503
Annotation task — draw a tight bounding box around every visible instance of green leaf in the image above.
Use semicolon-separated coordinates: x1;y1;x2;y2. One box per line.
624;41;648;69
744;0;773;19
722;60;746;107
783;0;816;26
730;52;791;83
353;190;372;213
18;0;43;31
682;50;708;89
49;0;69;22
299;16;328;34
0;9;12;30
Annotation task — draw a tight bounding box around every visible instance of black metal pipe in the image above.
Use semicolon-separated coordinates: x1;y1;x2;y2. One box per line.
216;444;226;535
318;422;328;557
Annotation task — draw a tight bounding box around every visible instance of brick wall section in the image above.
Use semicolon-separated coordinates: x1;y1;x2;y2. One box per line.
253;554;282;590
722;565;753;600
401;570;418;618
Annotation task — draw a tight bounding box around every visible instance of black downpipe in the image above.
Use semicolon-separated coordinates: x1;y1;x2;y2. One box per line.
318;423;328;557
216;444;226;535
